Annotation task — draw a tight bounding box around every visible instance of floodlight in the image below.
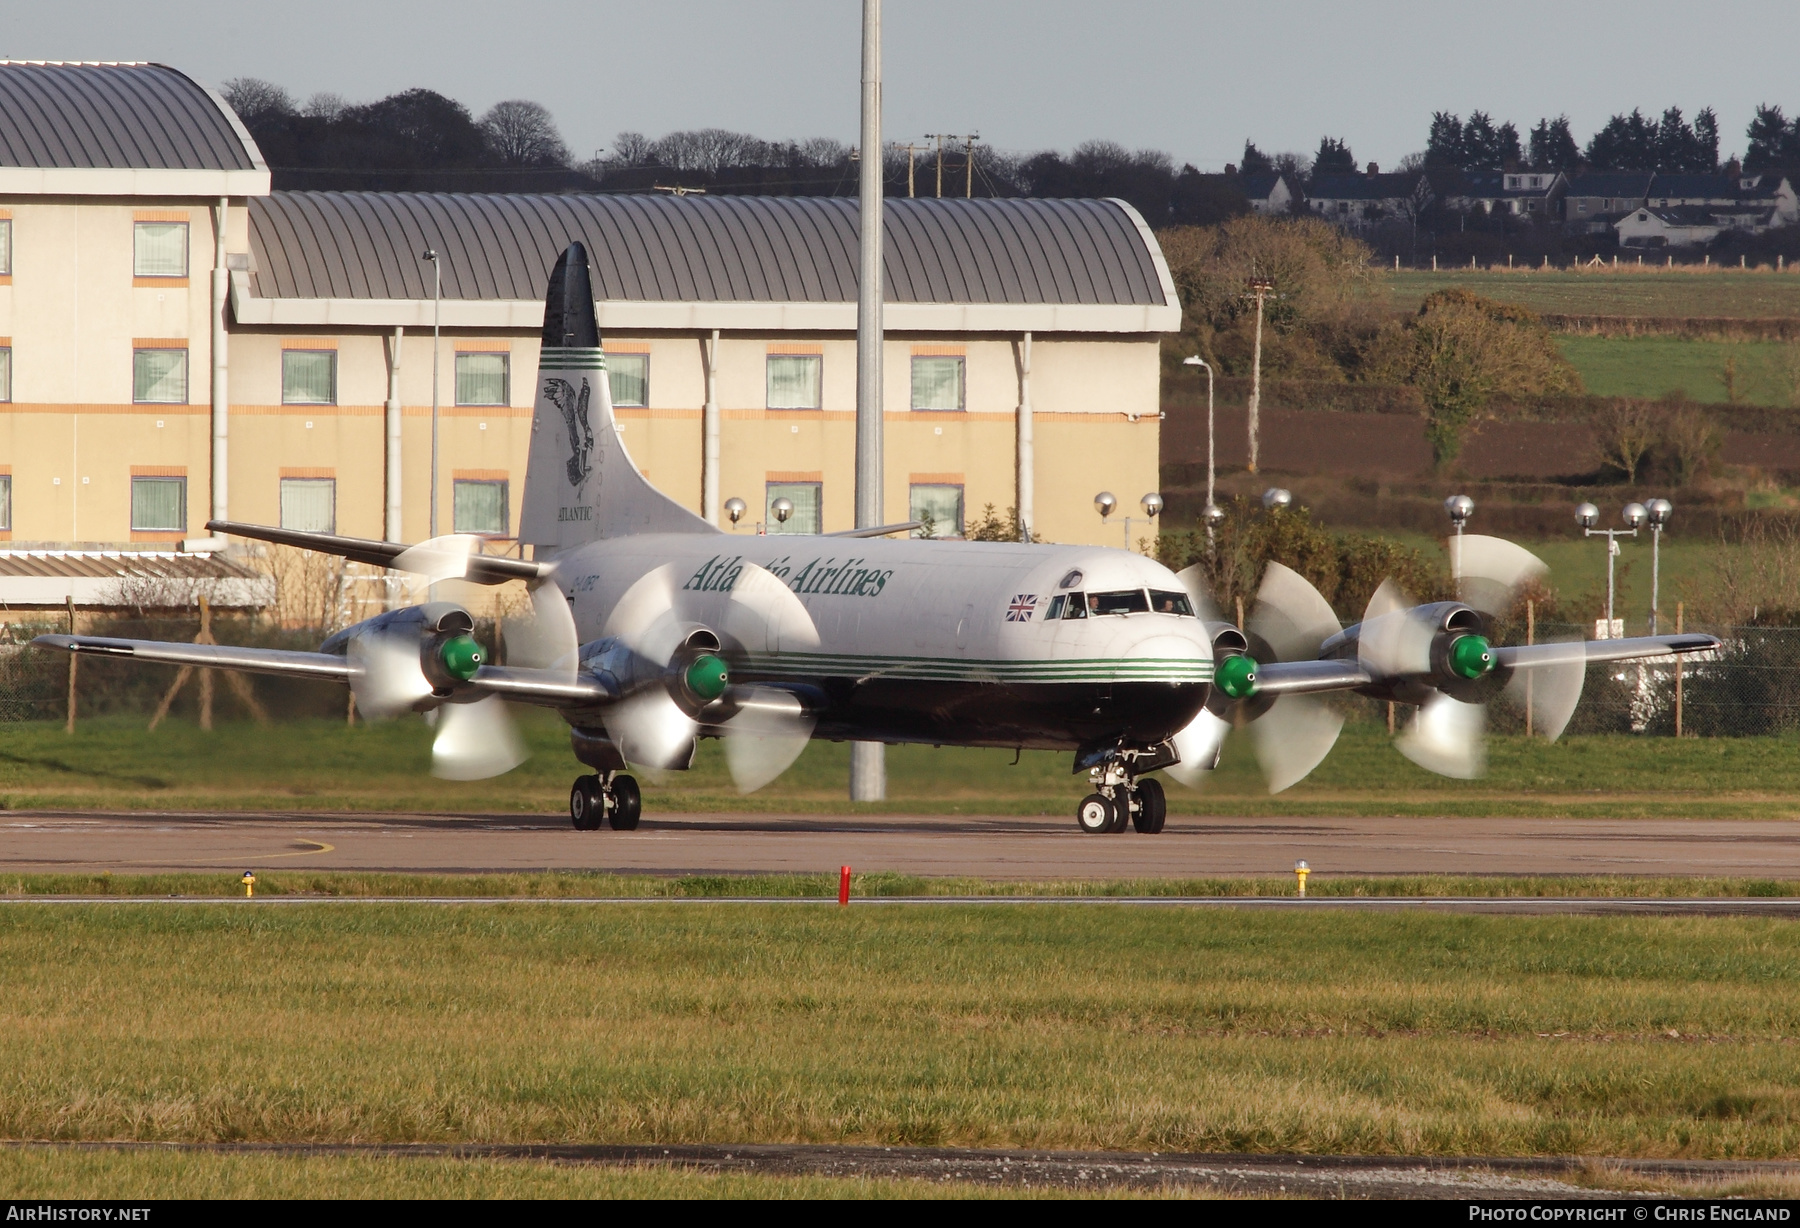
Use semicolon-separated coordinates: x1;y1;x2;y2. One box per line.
1445;494;1474;526
1622;502;1647;529
771;497;794;524
1140;492;1164;518
1094;491;1117;518
1575;502;1599;529
1645;498;1673;527
724;497;746;525
1262;488;1292;511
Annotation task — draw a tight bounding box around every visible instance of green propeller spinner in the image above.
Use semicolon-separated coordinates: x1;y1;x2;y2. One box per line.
1449;634;1493;680
1215;653;1259;700
684;654;730;702
438;634;486;681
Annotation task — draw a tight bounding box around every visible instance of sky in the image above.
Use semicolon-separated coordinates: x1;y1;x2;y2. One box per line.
7;1;1797;170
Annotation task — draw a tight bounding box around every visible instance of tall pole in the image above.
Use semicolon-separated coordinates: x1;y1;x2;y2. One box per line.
1182;355;1215;539
851;0;887;803
1246;278;1271;474
1650;524;1661;635
964;134;977;198
1017;331;1034;542
210;197;230;535
702;329;720;525
423;247;442;539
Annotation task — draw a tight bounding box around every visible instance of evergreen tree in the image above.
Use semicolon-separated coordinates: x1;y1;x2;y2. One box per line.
1585;109;1659;170
1426;112;1464;167
1240;140;1274;175
1528;116;1580;170
1313;136;1356;174
1745;104;1799;171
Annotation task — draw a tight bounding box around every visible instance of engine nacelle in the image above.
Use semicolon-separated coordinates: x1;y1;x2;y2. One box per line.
321;601;488;694
579;625;730;716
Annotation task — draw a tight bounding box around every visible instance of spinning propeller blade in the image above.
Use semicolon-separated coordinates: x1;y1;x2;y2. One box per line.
1250;694;1344;795
431;694;528;780
1358;579;1434;678
1454;534;1547;618
1501;638;1587;742
1396;692;1487;779
1249;562;1341;666
347;633;433;719
601;562;821;789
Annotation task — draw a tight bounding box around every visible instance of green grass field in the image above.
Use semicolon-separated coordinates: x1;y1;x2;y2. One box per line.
0;903;1796;1160
1388;270;1800;319
1556;336;1799;407
6;714;1800;820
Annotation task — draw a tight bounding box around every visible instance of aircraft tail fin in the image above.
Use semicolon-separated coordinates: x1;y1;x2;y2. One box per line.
519;242;718;551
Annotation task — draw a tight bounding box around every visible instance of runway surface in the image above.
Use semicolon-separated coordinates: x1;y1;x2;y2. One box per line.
3;809;1800;879
11;1141;1795;1198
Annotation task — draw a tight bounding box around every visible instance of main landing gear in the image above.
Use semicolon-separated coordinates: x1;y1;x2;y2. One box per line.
1075;763;1166;835
570;772;642;831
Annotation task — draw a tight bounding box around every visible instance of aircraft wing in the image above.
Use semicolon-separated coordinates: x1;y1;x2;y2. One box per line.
1494;633;1721;670
1251;658;1373;695
32;634;351;682
823;521;923;538
206;520;548;585
34;635;614;711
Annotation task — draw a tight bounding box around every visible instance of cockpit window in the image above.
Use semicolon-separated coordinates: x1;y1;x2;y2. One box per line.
1062;592;1088;619
1149;589;1194;616
1089;589;1150;616
1043;594;1066;620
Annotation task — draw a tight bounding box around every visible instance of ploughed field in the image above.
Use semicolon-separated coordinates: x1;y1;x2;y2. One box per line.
1;903;1797;1162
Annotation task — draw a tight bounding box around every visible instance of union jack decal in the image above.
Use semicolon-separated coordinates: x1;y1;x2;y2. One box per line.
1006;594;1039;622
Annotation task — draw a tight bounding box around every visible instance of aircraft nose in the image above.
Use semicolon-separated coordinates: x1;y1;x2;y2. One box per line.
1121;634;1212;686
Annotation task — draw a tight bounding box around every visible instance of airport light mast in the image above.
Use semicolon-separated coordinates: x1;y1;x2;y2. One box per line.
850;0;886;802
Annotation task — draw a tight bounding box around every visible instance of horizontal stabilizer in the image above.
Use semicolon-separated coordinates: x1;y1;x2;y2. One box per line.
207;520;547;585
824;521;924;539
33;634;351;682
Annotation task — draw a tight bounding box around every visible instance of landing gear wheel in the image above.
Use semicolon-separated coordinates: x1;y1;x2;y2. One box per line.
1131;778;1167;834
608;774;643;831
570;775;603;831
1076;793;1115;834
1105;792;1131;833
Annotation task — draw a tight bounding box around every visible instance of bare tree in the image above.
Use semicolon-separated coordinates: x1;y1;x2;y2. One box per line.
480;99;571;167
609;131;655;166
220;77;294;123
302;92;348;121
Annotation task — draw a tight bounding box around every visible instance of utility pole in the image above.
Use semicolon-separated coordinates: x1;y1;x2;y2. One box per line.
893;141;924;197
925;133;948;197
1244;275;1273;474
964;133;979;197
851;0;887;803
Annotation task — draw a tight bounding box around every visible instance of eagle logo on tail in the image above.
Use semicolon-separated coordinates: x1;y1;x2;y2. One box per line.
544;378;595;488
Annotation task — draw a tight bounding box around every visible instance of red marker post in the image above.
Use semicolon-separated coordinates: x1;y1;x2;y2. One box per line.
838;865;852;907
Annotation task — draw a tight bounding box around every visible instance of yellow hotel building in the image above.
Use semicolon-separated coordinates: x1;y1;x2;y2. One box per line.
0;61;1179;562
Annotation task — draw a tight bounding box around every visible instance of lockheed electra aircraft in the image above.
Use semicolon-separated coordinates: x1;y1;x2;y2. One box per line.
36;243;1720;834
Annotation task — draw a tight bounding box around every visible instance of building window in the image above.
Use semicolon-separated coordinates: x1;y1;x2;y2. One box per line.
0;346;10;403
133;348;188;404
130;476;186;531
133;222;187;278
606;353;648;407
766;482;821;535
456;352;509;406
909;484;963;538
1577;201;1588;213
0;475;10;531
767;354;821;410
0;218;10;275
910;356;964;411
279;478;336;534
282;350;337;405
453;479;509;536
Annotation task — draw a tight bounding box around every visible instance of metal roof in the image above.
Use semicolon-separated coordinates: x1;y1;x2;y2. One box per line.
0;550;272;610
0;61;261;171
247;192;1172;307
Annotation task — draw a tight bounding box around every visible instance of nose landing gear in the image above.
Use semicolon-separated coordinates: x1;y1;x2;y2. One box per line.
1075;761;1167;834
569;771;642;831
